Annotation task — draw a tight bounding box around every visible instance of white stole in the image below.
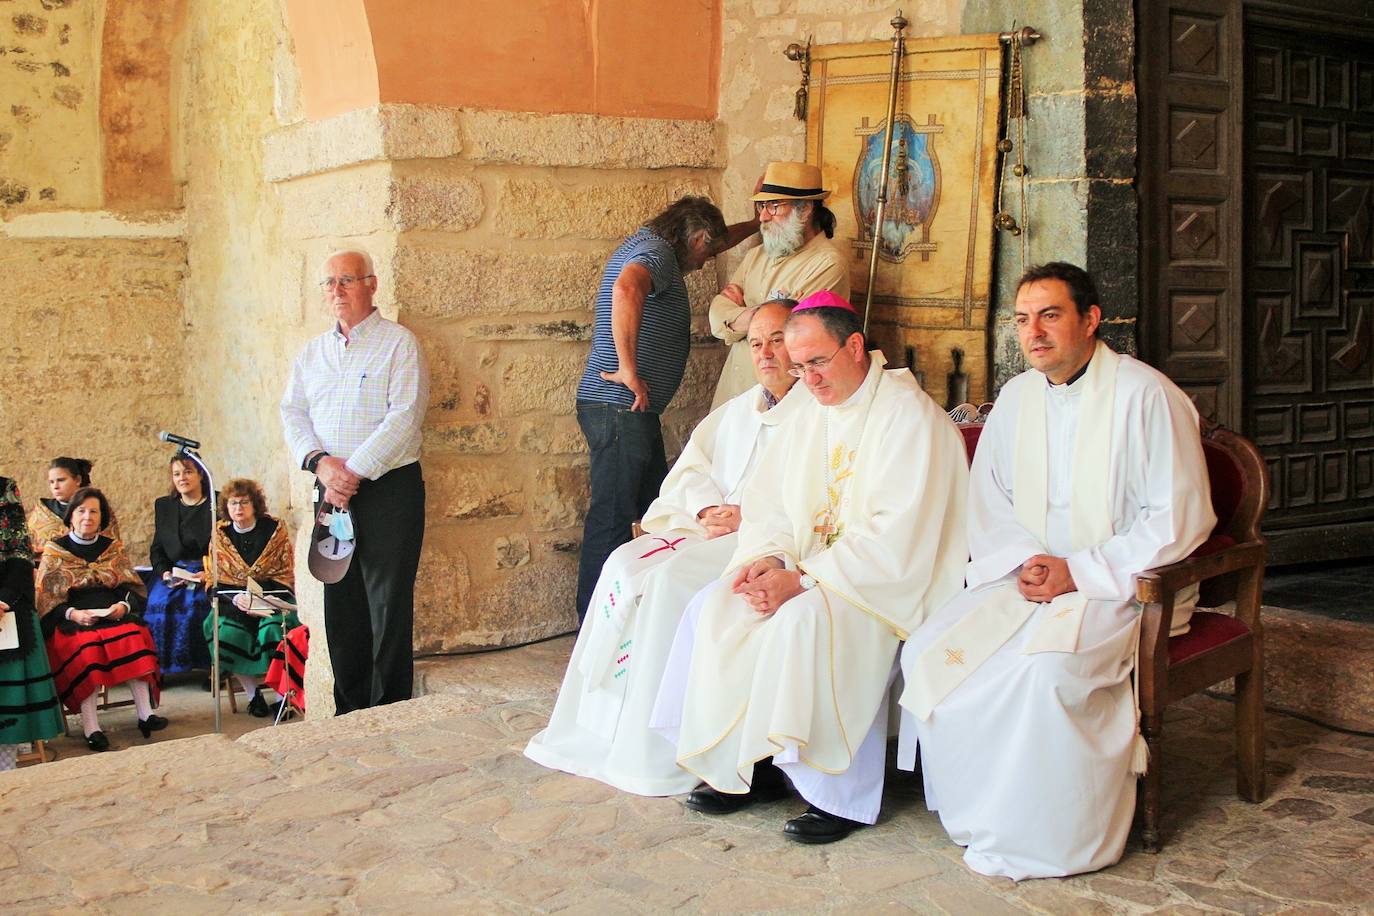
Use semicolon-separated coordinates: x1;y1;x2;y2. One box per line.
904;341;1121;721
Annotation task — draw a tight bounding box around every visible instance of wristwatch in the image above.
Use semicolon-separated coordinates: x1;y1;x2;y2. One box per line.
305;451;329;474
799;573;817;591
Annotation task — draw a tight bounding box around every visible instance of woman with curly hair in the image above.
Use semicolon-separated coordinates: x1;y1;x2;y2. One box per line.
204;479;298;717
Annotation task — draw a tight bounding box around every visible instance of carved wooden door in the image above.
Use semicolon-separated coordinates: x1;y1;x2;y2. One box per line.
1244;26;1374;556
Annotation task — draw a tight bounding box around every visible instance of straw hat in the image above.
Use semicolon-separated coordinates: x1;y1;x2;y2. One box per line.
751;161;831;202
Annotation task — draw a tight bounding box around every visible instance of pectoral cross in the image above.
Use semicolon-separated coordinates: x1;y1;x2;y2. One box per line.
813;521;835;538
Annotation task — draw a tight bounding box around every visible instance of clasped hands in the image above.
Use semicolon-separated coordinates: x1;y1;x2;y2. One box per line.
316;456;362;509
69;604;128;626
697;504;741;539
1017;554;1076;603
731;555;803;618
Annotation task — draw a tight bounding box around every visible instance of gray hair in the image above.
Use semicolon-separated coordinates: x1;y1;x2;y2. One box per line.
321;247;376;279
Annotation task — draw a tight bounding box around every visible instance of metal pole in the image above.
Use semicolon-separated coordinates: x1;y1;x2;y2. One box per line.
862;10;908;334
182;448;221;735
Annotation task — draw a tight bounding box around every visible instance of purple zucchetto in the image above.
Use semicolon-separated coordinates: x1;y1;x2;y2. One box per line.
793;289;856;313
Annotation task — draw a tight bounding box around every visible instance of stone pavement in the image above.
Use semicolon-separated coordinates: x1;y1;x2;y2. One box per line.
3;635;1373;914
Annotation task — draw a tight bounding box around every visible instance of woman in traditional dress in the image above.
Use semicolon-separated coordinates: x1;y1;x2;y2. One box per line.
27;457;120;556
144;455;214;674
0;477;64;771
203;479;298;717
36;488;166;751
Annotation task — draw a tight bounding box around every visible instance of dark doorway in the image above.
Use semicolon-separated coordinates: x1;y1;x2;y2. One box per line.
1138;0;1374;564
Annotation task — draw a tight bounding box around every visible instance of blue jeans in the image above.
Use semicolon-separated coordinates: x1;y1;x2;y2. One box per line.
576;401;668;621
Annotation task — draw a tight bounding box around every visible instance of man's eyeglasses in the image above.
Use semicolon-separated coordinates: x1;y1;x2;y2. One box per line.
754;200;796;216
787;343;846;378
319;274;375;291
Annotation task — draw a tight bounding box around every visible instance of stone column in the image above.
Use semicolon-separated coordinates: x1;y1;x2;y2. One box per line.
263;105;724;715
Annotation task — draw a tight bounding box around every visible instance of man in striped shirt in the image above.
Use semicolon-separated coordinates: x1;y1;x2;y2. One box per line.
280;248;429;714
575;196;760;621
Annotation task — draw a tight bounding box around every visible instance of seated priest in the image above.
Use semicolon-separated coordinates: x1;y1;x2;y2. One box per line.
650;291;969;844
526;298;803;795
897;262;1215;880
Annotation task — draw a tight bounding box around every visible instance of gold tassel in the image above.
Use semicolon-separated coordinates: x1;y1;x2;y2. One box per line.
1130;731;1150;776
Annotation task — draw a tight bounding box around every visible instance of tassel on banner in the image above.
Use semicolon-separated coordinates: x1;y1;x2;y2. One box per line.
1130;731;1150;776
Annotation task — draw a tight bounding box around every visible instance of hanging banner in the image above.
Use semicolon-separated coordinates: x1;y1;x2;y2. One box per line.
806;33;1003;405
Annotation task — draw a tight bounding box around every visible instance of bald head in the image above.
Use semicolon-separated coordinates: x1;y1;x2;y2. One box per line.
748;299;796;400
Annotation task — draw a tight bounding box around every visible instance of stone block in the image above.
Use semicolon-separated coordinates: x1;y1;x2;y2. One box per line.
1084;0;1137;89
500;348;586;416
517;417;587;456
413;540;472;655
386;172;483;232
1023;93;1086;182
531;464;589;532
277;164;394;239
427;462;524;520
468;320;592;342
262;104;463;182
471;555;579;642
393;243;607;319
423;421;509;454
495;179;672;241
459;109;723;170
1084;91;1138;180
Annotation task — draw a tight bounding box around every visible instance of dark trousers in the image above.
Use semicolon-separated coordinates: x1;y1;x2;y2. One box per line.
322;461;425;714
575;401;668;621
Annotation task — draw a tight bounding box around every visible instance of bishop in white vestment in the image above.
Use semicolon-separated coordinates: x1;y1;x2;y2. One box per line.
898;263;1216;879
525;301;801;795
653;291;969;843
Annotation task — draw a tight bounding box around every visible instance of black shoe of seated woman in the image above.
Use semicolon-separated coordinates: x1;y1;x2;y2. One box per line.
85;730;110;752
137;714;169;739
247;690;270;718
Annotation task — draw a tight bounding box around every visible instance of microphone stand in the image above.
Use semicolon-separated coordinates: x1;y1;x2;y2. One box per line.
176;447;222;735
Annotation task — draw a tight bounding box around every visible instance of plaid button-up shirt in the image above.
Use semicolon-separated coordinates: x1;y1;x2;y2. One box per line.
280;310;429;480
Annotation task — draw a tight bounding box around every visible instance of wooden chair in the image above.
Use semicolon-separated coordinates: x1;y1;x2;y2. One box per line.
956;418;1269;851
1134;420;1269;851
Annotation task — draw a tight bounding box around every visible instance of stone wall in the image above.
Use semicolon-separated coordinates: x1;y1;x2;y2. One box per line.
265;105;726;714
1;0;190;559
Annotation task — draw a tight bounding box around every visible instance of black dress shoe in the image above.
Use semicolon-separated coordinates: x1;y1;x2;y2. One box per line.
683;762;790;815
783;805;866;844
247;690;270;718
138;714;169;738
85;730;110;752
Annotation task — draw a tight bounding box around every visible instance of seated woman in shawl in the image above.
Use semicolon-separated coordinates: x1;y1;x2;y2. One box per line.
144;454;214;674
36;488;167;752
27;456;120;557
203;479;298;717
0;476;64;771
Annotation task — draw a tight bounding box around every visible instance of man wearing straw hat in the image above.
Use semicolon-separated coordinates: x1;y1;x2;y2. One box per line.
708;161;850;408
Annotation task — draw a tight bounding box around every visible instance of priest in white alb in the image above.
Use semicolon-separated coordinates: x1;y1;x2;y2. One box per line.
898;262;1216;880
525;299;803;795
651;290;969;844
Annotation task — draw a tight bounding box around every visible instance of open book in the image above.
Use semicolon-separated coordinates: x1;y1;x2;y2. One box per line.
220;576;297;618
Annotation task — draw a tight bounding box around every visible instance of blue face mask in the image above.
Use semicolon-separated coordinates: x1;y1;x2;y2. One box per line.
329;508;355;542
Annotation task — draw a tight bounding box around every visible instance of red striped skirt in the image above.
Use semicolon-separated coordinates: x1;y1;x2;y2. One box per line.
46;622;162;713
264;625;309;711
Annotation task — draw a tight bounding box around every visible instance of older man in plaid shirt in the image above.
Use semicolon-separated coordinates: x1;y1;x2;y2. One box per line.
281;248;429;714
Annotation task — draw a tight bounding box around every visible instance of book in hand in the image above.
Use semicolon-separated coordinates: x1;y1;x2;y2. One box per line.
170;566;202;585
226;577;297;617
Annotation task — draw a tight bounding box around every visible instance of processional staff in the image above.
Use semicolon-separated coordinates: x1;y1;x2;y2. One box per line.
861;11;909;335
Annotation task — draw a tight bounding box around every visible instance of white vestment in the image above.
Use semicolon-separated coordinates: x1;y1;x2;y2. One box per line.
897;344;1215;880
653;354;969;818
525;383;800;795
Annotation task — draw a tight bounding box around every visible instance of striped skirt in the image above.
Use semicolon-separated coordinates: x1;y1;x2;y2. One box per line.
203;605;300;677
0;609;64;744
264;625;309;711
46;621;161;713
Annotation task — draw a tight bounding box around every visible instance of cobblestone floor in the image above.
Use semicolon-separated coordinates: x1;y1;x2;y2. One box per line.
2;636;1372;914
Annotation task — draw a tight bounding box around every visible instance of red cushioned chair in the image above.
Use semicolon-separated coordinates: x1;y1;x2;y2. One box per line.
957;418;1268;852
1134;419;1268;851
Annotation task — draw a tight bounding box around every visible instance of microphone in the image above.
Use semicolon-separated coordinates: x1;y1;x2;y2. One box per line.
158;431;201;450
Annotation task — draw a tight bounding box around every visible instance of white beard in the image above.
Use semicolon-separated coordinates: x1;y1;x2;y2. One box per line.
760;210;807;260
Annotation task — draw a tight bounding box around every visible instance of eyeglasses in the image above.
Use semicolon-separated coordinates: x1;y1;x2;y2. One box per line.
226;498;254;508
754;200;796;216
319;274;375;291
787;343;846;378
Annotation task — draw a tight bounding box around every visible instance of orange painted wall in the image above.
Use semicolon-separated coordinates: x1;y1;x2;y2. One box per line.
287;0;720;121
284;0;381;121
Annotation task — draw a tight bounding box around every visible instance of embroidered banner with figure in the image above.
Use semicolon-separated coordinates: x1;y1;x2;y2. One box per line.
806;33;1003;406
